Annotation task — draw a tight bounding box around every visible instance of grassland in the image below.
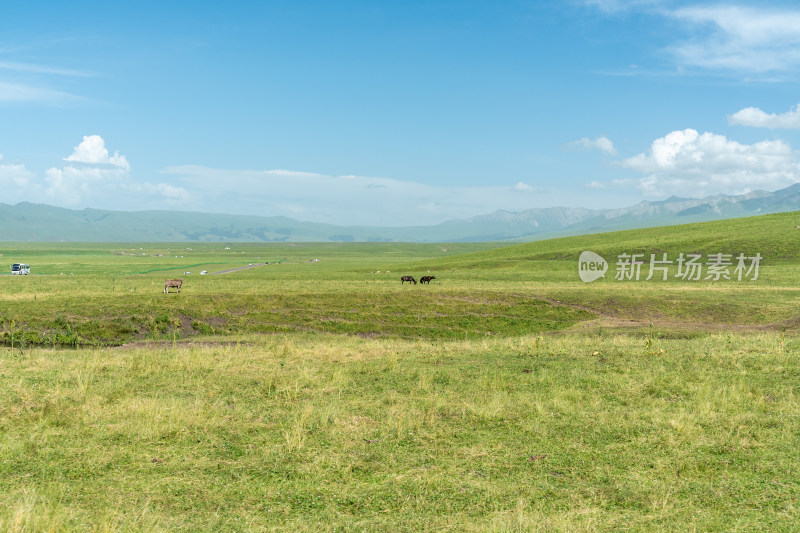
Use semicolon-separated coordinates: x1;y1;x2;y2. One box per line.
2;333;798;531
2;211;800;347
0;241;591;347
1;212;799;531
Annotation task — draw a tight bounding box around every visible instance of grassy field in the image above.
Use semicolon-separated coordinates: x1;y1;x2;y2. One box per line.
2;212;800;347
1;212;799;531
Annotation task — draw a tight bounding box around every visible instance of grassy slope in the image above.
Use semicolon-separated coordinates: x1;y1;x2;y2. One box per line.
401;211;800;330
411;210;800;268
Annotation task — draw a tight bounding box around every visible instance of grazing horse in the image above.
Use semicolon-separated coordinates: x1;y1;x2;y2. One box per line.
420;275;436;284
164;279;183;294
400;275;416;285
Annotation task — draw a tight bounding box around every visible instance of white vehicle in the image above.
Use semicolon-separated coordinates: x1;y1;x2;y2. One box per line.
11;263;30;275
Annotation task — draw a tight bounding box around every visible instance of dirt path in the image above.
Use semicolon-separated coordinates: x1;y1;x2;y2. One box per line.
210;263;269;275
538;296;800;334
538;296;606;316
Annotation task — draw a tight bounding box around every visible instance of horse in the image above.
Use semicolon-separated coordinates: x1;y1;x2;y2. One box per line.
400;275;416;285
420;275;436;284
164;279;183;294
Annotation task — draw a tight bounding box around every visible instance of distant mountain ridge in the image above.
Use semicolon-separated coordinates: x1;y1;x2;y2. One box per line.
453;185;800;241
2;184;800;242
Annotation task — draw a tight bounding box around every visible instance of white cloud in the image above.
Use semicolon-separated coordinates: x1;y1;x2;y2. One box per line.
4;139;558;223
512;181;534;192
729;104;800;129
0;81;80;103
0;136;188;209
44;165;130;206
586;3;800;77
151;183;191;201
38;135;139;207
569;136;617;155
668;6;800;73
122;182;192;205
586;178;635;190
9;162;188;209
162;165;555;226
2;138;624;224
265;169;325;178
583;0;663;14
619;128;800;197
0;61;92;77
0;156;35;202
0;59;90;104
64;135;130;169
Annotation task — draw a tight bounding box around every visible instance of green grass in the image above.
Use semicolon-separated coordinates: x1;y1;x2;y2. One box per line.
2;242;536;346
1;212;800;530
3;213;800;346
1;332;798;531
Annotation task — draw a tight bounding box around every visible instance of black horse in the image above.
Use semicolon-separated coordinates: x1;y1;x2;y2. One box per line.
420;275;436;284
400;275;417;285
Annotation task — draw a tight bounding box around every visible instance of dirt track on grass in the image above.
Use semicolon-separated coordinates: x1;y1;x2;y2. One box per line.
538;296;800;334
210;263;269;275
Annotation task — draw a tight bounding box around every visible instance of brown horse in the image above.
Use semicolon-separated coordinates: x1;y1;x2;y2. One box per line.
164;279;183;293
400;275;416;285
420;275;436;284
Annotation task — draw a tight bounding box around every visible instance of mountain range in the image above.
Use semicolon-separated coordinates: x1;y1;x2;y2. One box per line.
2;184;800;242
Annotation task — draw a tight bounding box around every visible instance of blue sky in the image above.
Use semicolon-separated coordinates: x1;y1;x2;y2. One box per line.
3;0;800;226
